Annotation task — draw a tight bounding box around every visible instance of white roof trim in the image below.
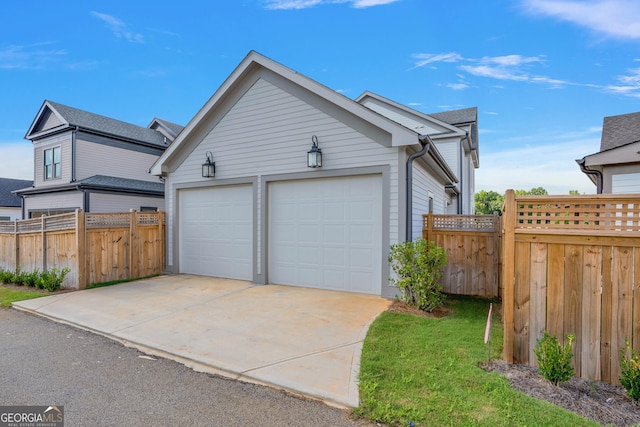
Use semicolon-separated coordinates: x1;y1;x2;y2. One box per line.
151;51;419;175
355;91;466;138
25;100;69;139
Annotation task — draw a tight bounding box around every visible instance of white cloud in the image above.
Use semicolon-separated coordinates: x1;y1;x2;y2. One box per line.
0;42;66;70
522;0;640;39
412;51;640;97
91;12;145;43
0;142;33;180
264;0;399;9
605;67;640;97
352;0;400;7
410;52;463;69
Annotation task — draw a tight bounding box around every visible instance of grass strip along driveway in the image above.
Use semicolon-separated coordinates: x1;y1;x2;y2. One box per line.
356;296;597;427
0;287;49;307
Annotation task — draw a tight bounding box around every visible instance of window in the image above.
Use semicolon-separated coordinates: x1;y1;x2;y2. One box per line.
44;146;61;180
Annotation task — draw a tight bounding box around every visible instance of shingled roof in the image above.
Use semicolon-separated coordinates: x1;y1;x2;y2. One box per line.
29;101;170;147
429;107;477;126
0;178;32;207
600;111;640;151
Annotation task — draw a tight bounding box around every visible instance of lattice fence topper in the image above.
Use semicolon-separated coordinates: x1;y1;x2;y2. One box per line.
514;195;640;232
424;214;498;231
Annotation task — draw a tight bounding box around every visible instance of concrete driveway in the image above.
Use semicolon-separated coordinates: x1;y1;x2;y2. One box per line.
12;275;391;408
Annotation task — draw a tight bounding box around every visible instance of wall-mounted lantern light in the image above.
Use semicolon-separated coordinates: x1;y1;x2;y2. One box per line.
202;151;216;178
307;135;322;168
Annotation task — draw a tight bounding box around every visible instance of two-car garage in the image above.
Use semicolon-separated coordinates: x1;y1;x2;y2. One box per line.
178;175;382;295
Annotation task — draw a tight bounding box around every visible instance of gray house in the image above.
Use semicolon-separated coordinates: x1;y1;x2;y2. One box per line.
16;101;183;218
150;51;479;298
578;111;640;194
0;178;33;220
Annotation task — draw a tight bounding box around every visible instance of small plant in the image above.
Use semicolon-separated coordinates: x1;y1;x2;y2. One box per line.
388;238;447;312
534;332;575;386
620;338;640;401
23;269;40;288
12;268;26;286
0;268;14;284
38;267;71;292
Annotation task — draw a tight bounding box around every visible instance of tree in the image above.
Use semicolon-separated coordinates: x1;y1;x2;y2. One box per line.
515;187;548;196
569;190;580;195
474;190;504;215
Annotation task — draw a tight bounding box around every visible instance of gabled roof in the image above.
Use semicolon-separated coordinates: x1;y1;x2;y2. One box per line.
600;111;640;151
15;175;163;196
26;101;170;147
151;51;425;176
356;91;466;137
0;178;32;207
148;118;185;140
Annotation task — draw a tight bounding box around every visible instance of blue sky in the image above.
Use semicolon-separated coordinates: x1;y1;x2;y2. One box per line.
2;0;640;194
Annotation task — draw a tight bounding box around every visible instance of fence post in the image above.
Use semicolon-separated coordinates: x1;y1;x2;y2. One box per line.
425;213;434;241
158;210;165;273
76;209;86;289
129;209;138;280
41;215;46;272
13;219;18;271
502;190;516;363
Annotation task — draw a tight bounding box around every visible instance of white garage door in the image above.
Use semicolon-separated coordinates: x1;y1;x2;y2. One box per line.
269;175;382;294
179;185;252;280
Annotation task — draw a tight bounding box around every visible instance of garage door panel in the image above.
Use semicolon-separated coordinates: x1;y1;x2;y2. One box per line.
269;175;381;294
179;185;252;280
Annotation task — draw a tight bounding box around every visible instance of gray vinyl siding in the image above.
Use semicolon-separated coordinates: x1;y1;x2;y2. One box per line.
435;140;459;177
0;207;22;221
41;110;64;130
24;192;83;215
89;193;165;213
165;77;401;266
412;161;445;240
464;154;475;213
75;139;160;182
33;133;72;187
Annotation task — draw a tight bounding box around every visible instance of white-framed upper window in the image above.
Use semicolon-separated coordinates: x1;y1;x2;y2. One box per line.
44;146;61;180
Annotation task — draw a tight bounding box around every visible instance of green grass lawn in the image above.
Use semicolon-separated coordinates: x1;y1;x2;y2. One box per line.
0;287;49;307
356;296;598;427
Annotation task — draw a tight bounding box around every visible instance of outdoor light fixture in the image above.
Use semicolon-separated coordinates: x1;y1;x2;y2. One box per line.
307;135;322;168
202;151;216;178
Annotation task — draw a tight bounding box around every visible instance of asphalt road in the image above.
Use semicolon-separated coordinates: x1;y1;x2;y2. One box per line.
0;309;375;427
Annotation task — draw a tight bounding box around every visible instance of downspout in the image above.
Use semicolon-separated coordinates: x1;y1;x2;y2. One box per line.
458;131;472;214
71;126;78;182
577;158;603;194
406;134;433;242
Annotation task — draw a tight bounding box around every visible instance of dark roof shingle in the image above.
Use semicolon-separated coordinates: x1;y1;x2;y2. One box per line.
44;101;168;147
0;178;33;207
428;107;477;126
601;111;640;151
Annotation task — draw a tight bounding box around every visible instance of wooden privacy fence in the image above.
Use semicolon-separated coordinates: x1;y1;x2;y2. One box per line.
423;213;501;297
502;190;640;385
0;210;165;289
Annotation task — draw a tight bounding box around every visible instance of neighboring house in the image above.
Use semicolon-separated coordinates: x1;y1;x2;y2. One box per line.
577;111;640;194
150;51;479;298
15;101;183;218
0;178;33;220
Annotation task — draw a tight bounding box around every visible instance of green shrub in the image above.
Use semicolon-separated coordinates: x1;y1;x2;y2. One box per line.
620;338;640;401
23;269;40;288
38;267;71;292
534;332;575;385
12;268;26;286
0;268;14;284
388;238;447;312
